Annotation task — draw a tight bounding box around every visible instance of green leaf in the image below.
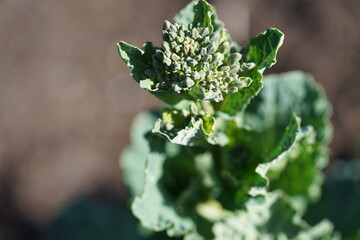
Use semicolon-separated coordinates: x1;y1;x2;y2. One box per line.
245;28;284;72
131;136;195;237
219;28;284;116
152;116;215;146
213;192;337;240
117;41;155;82
174;0;215;33
219;69;262;115
120;111;159;197
244;71;332;145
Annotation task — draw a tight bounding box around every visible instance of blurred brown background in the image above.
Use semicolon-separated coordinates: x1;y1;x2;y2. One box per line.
0;0;359;239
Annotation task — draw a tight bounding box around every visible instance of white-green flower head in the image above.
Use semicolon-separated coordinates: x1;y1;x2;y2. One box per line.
145;20;249;102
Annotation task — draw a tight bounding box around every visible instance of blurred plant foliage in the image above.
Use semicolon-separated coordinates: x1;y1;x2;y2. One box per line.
114;0;359;239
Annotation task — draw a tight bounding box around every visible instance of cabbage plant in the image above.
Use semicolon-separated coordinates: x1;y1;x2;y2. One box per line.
117;0;339;239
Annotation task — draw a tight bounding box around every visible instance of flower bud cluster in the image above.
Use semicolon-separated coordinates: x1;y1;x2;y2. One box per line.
145;20;248;101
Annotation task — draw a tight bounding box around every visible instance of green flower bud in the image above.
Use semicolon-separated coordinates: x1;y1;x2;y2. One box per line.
163;58;172;66
184;66;191;74
164;50;171;57
162;30;170;41
191;71;201;80
209;33;220;43
202;36;210;44
187;59;198;67
163;20;171;31
212;52;224;65
171;41;177;49
155;50;165;60
174;62;181;71
171;53;181;62
170;24;177;32
200;27;210;37
200;48;207;56
203;55;212;62
169;31;177;40
229;86;238;93
236;80;246;89
219;66;230;72
176;36;184;43
218;41;230;53
171;82;182;93
203;62;210;71
229;64;240;74
183;77;195;88
162;42;170;51
227;53;242;65
207;44;217;55
192;28;200;39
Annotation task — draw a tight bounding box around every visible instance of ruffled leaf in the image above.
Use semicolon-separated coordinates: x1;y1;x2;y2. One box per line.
117;41;155;82
174;0;215;33
219;29;284;115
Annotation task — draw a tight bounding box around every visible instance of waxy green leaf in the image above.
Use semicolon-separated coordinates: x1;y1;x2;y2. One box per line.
245;28;284;72
219;29;284;116
174;0;215;33
131;136;195;237
117;41;155;82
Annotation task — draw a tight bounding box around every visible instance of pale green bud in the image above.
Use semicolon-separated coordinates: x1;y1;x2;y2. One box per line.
169;31;177;40
207;44;217;55
203;55;212;62
171;53;181;62
227;53;242;65
218;41;230;53
202;62;210;71
176;36;184;43
236;80;246;88
229;64;240;74
170;24;177;32
192;28;200;39
200;27;209;37
191;71;201;80
163;20;171;31
200;48;207;56
188;59;198;67
155;50;165;60
203;36;210;44
163;58;172;66
183;77;195;88
172;82;182;93
162;42;170;51
229;87;238;93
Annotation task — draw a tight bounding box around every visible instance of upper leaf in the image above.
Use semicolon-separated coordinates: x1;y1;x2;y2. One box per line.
244;71;332;147
244;28;284;72
174;0;215;33
117;41;155;82
219;28;284;115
